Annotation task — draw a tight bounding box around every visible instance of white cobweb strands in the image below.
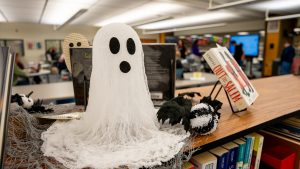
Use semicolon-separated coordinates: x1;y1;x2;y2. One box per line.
4;105;68;169
41;23;191;169
4;105;200;169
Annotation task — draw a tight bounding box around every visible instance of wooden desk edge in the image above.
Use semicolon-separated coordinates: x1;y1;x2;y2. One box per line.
186;108;300;153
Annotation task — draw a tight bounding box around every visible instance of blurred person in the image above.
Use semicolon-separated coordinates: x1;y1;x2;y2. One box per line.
15;53;25;69
280;40;295;75
191;39;201;57
13;53;29;85
57;53;68;74
178;39;186;59
176;59;184;79
231;41;244;66
15;53;42;84
47;47;59;61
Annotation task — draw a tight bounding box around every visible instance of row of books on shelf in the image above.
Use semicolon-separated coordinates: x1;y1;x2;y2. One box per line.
265;115;300;141
183;132;264;169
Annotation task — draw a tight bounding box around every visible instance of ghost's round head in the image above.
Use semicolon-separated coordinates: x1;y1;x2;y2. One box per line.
93;23;143;75
63;33;89;72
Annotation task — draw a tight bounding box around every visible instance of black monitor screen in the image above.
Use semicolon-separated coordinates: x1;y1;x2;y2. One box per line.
70;44;176;105
143;44;176;101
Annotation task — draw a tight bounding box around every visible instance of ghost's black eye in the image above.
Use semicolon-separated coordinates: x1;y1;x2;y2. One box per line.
77;42;81;47
127;38;135;55
69;43;74;47
109;37;120;54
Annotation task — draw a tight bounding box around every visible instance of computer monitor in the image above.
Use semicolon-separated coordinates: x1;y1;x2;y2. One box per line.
69;44;176;106
0;47;15;167
229;34;260;57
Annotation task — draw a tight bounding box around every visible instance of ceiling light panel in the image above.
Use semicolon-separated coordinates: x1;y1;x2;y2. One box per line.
41;0;98;25
247;0;300;12
237;31;249;35
72;0;150;25
138;11;237;30
96;2;185;26
0;11;6;22
0;0;44;22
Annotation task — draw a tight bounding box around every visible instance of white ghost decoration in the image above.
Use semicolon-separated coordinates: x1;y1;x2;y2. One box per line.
41;23;188;169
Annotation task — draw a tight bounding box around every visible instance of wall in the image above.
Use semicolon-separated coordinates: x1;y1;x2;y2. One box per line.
0;23;98;61
0;22;159;62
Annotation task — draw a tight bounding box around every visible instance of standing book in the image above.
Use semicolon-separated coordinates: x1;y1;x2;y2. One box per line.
242;135;255;169
222;142;239;169
70;48;92;106
190;152;217;169
249;133;264;169
203;45;258;111
233;139;246;169
209;146;229;169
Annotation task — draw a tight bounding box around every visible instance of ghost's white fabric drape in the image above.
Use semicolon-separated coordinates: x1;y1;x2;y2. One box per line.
41;23;188;169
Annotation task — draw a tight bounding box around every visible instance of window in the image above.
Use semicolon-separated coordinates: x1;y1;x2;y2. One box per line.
0;39;25;56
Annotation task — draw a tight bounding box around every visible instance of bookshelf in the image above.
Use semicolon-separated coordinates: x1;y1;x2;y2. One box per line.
176;75;300;152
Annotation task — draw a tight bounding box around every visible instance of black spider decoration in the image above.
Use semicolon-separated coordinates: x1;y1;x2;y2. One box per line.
157;91;223;135
157;92;200;132
11;91;53;114
189;96;222;135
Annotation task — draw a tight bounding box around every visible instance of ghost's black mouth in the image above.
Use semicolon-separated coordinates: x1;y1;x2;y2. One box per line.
119;61;131;73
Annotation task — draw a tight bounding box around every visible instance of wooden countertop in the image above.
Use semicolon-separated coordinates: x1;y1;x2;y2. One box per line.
176;75;300;150
175;72;218;89
12;75;300;150
12;82;74;101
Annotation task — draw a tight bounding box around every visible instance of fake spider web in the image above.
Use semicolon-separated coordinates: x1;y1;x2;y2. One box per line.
4;104;204;169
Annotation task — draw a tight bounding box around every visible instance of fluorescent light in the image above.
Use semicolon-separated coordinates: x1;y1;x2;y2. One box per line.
204;34;212;37
0;9;8;22
130;16;173;27
266;13;300;21
179;36;186;39
39;0;49;23
142;23;226;34
191;35;198;38
96;2;184;26
208;0;260;10
138;11;237;30
55;9;87;30
249;0;300;11
294;28;300;32
237;32;249;35
259;30;265;36
225;34;231;38
41;0;97;25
